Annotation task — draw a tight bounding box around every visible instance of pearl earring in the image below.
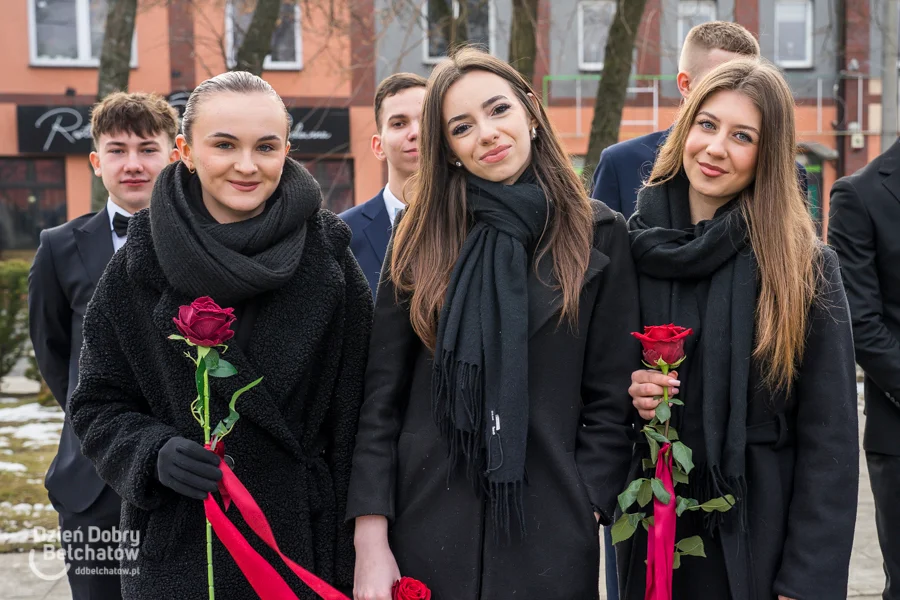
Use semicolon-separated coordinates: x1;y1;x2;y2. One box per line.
455;160;462;167
531;127;538;140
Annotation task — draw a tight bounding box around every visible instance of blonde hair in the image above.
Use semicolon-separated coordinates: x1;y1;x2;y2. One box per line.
649;58;819;391
390;46;593;350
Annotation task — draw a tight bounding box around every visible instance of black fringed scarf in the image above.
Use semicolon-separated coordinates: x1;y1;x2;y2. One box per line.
628;173;756;534
432;169;548;538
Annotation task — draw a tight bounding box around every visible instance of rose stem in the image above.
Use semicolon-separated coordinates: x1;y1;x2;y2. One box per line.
661;363;671;439
203;361;215;600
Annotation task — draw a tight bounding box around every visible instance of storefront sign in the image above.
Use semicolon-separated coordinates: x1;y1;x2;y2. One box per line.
17;106;93;154
287;107;350;155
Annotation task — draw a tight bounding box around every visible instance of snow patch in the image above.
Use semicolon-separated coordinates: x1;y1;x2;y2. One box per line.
0;403;64;423
0;462;26;473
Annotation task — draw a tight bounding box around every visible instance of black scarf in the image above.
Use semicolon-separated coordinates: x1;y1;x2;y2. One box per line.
150;159;322;306
432;169;548;537
628;174;755;531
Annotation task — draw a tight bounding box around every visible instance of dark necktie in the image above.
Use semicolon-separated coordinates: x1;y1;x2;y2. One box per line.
112;213;131;238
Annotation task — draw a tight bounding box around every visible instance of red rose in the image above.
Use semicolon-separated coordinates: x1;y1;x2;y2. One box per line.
172;296;236;347
392;577;431;600
631;324;693;367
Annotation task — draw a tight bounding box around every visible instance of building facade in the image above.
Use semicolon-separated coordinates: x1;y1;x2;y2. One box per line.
0;0;382;255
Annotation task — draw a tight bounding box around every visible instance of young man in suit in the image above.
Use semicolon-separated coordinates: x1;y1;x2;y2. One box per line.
829;141;900;600
28;92;179;599
341;73;426;297
590;21;763;219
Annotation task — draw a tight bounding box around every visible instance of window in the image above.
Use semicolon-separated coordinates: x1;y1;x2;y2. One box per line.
677;1;717;49
422;0;493;64
577;1;616;71
227;0;303;71
0;159;66;254
29;0;137;67
296;159;354;214
775;0;813;68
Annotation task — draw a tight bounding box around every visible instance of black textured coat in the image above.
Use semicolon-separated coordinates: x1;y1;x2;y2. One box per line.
69;208;372;599
347;202;640;600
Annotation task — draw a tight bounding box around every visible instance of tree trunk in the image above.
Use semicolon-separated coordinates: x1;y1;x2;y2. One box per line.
508;0;539;82
91;0;138;212
582;0;648;189
233;0;282;76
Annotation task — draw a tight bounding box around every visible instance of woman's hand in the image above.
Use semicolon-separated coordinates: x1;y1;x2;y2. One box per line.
628;369;680;421
354;516;401;600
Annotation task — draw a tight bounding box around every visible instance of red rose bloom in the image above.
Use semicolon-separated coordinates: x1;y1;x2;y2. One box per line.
173;296;236;347
392;577;431;600
632;324;693;366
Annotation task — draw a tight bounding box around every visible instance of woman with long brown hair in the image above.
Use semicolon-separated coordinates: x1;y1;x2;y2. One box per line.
346;46;639;600
622;58;858;599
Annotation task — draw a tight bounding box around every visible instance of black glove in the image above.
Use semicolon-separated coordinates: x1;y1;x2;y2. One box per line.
156;436;222;500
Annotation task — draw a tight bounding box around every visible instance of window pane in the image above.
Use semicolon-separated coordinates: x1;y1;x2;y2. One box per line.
231;0;254;56
0;159;67;252
678;2;716;48
427;0;452;58
776;2;809;63
582;2;615;66
34;0;78;59
466;0;491;49
270;1;298;63
89;0;109;59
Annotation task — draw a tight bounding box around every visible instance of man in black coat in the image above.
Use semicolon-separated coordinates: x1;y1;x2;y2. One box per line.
340;73;426;297
28;92;178;599
829;139;900;600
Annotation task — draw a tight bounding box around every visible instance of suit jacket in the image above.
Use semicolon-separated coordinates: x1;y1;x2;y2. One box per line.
828;139;900;456
590;129;810;219
28;209;118;514
340;190;392;297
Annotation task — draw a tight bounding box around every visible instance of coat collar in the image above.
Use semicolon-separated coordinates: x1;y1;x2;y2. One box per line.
146;213;346;462
879;140;900;206
527;201;615;337
362;191;392;267
73;210;114;287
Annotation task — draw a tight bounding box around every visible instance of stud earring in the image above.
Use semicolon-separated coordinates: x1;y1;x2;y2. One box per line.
531;127;538;140
455;160;462;167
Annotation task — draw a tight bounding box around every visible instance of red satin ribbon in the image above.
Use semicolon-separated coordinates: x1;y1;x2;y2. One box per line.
645;442;676;600
203;445;349;600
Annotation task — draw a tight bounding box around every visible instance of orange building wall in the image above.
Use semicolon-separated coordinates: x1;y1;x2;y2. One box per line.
349;106;384;203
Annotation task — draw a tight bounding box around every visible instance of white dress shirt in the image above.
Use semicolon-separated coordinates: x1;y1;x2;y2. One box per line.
382;185;406;225
107;199;134;253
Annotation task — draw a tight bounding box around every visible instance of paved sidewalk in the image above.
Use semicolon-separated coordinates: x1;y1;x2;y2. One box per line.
0;404;887;599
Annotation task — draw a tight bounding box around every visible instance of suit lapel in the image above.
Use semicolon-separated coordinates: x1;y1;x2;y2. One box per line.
362;192;391;267
880;141;900;203
73;210;114;288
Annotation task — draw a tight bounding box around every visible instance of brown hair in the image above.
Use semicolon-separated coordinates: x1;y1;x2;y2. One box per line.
390;46;594;350
374;72;428;131
683;21;760;57
649;58;819;391
90;92;179;149
181;71;290;143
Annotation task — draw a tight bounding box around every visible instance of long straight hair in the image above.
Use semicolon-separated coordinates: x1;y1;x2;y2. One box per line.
390;46;594;350
649;58;820;391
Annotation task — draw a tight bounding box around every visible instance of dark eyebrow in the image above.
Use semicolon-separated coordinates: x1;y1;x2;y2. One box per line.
698;110;760;135
447;94;510;126
207;132;283;143
386;113;408;123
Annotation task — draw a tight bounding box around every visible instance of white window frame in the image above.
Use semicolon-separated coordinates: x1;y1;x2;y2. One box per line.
421;0;496;65
577;0;616;71
677;1;717;50
28;0;138;68
226;0;304;71
774;0;814;69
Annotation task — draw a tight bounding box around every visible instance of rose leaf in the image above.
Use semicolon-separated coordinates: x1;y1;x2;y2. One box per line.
610;513;638;544
618;478;646;512
648;436;660;464
208;358;238;379
672;467;689;485
675;536;706;558
672;441;694;475
675;495;698;517
697;495;736;513
643;427;669;446
637;479;653;507
655;401;671;423
642;458;656;472
673;550;682;570
204;348;220;371
669;398;685;406
650;477;672;505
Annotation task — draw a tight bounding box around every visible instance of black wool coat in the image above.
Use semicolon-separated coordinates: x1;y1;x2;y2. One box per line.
68;209;373;599
617;247;859;600
347;201;640;600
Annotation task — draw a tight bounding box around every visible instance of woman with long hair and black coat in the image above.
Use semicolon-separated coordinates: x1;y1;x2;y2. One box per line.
68;72;373;599
347;46;639;600
620;58;858;600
